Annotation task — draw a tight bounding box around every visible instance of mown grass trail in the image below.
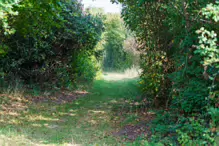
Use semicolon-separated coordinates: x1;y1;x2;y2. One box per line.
0;74;151;146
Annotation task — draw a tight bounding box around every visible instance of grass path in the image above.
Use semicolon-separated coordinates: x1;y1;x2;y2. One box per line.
0;74;151;146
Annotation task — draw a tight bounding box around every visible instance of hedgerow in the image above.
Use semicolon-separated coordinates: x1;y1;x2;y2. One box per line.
112;0;219;144
0;0;104;89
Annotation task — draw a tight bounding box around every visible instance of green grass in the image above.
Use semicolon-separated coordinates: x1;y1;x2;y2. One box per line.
0;78;143;146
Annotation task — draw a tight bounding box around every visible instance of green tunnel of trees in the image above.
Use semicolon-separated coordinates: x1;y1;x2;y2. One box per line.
0;0;219;145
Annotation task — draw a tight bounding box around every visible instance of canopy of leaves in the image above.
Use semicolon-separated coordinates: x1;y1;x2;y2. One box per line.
0;0;104;87
102;14;137;71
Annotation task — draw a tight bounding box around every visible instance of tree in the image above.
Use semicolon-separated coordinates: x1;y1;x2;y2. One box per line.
111;0;218;145
103;14;132;71
0;0;104;88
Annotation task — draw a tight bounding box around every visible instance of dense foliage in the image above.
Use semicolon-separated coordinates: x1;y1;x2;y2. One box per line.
103;14;136;72
1;0;218;144
112;0;219;145
0;0;104;88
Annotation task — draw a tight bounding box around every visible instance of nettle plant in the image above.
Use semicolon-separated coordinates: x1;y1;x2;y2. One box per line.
195;27;218;67
195;2;219;90
195;2;219;67
0;0;21;35
195;1;219;130
202;2;219;22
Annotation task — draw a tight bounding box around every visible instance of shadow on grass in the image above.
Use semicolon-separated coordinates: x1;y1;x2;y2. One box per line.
0;78;152;145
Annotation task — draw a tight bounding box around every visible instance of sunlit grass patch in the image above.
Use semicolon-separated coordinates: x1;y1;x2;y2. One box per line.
0;77;149;145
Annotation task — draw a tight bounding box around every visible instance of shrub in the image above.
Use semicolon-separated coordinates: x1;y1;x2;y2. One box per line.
75;51;101;83
0;0;104;88
112;0;219;144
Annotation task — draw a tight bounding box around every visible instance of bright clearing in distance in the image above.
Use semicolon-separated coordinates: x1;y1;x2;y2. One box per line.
82;0;121;13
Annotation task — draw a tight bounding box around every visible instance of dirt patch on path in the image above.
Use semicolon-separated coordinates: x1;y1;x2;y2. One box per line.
112;110;155;142
0;90;88;115
29;90;89;104
113;123;152;141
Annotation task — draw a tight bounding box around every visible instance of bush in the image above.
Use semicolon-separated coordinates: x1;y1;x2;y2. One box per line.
0;0;104;89
75;51;101;83
103;14;135;72
113;0;219;144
